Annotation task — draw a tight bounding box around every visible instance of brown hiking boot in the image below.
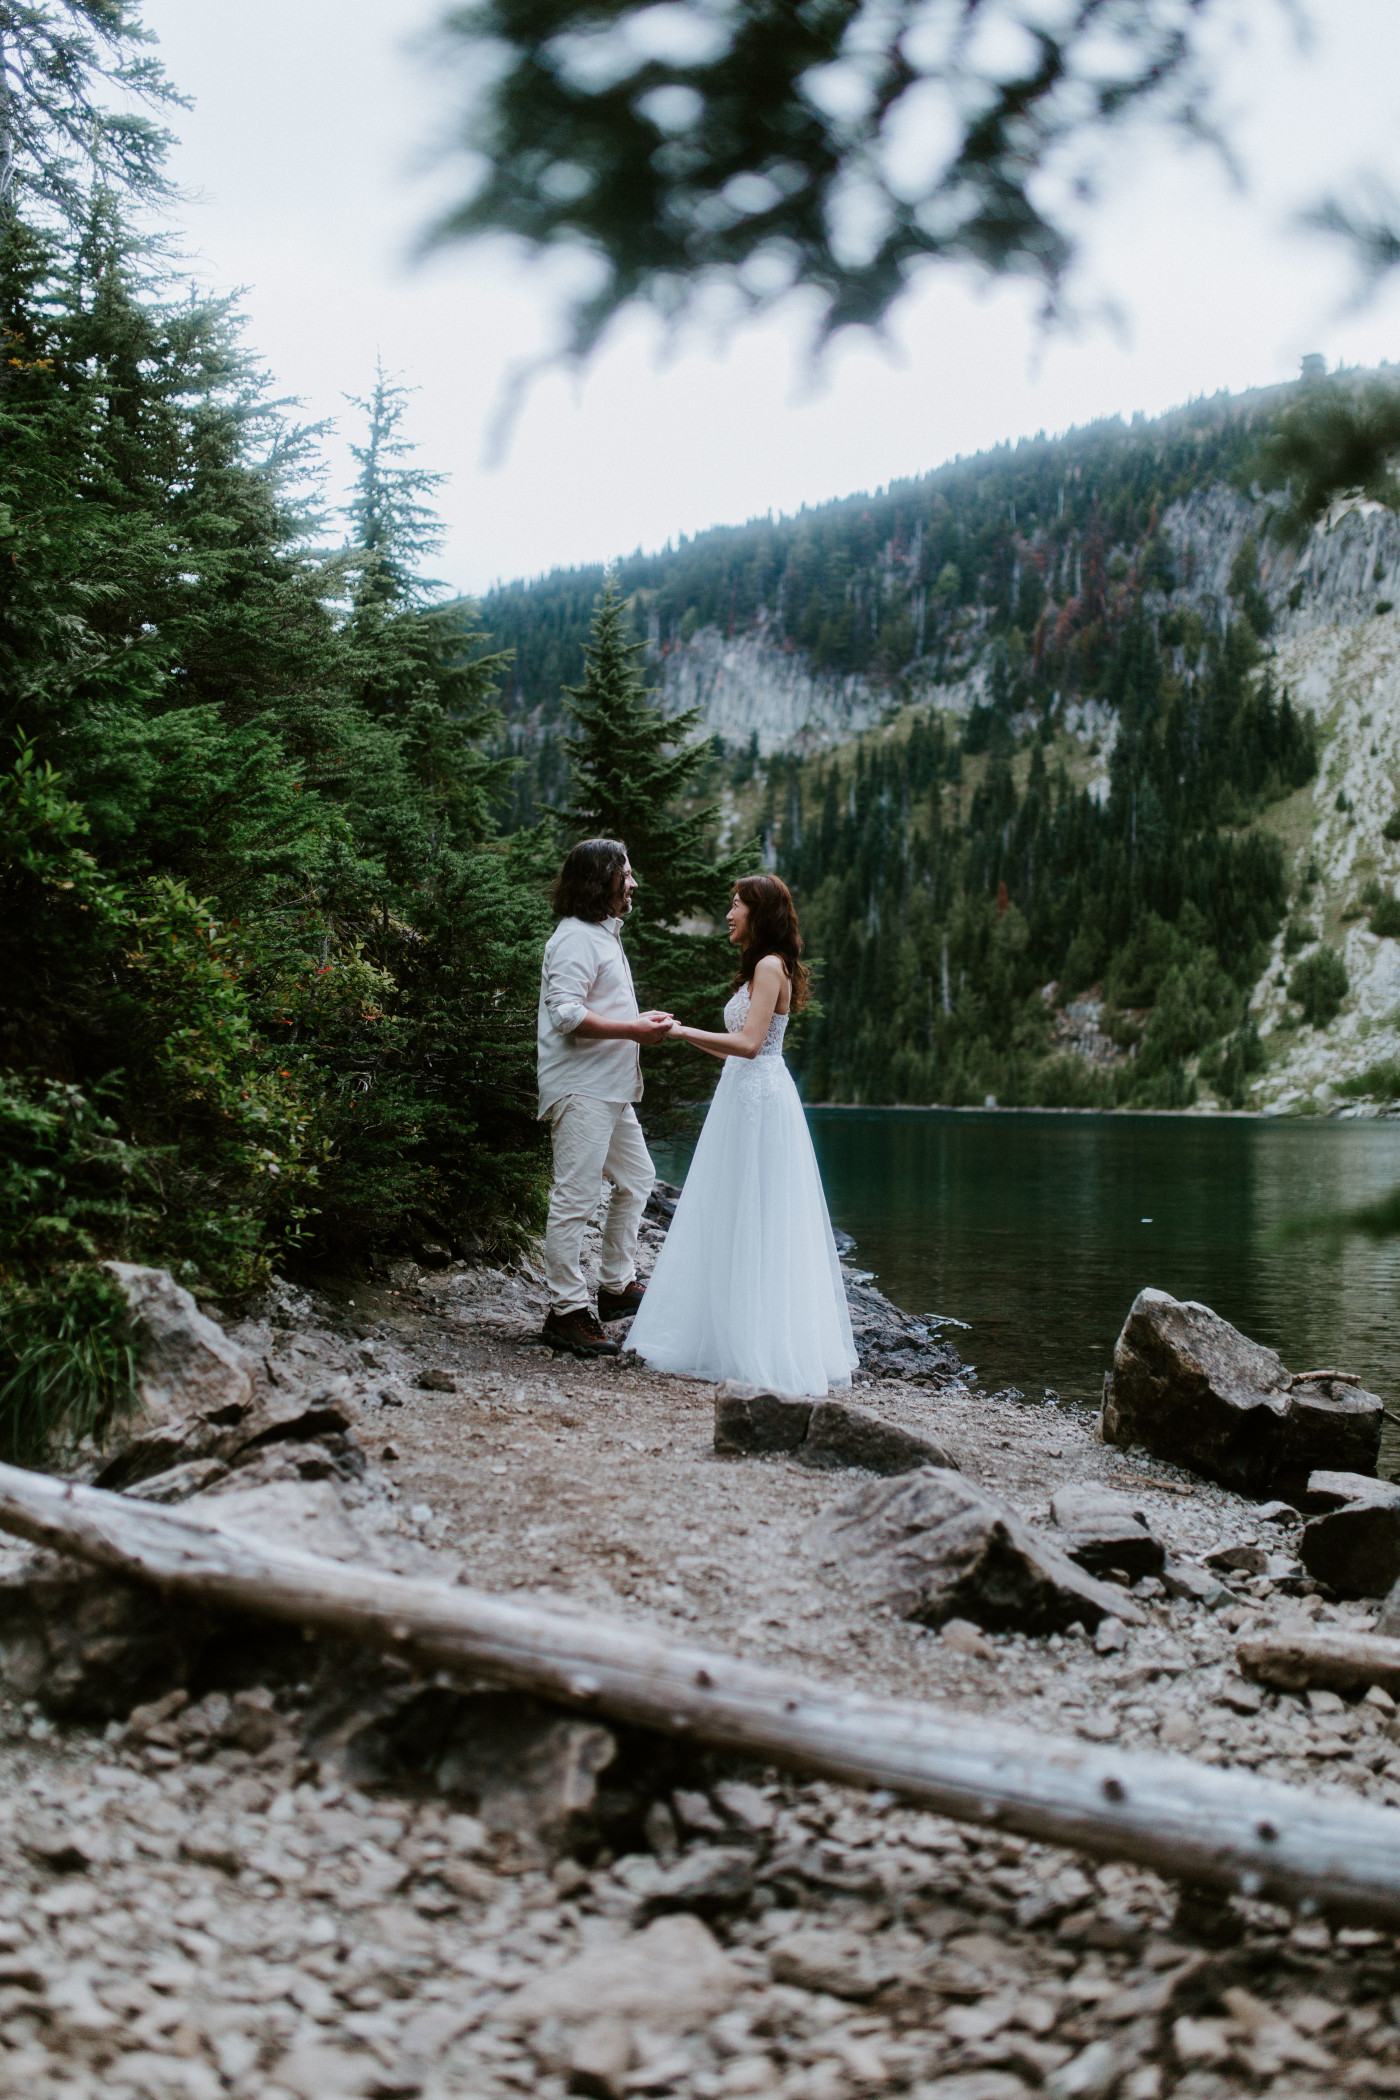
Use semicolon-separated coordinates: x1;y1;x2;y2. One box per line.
597;1281;646;1321
542;1307;620;1357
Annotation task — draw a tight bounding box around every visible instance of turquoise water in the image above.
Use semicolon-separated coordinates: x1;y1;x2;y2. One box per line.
651;1109;1400;1415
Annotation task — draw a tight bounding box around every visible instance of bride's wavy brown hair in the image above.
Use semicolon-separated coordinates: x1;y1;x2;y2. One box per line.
732;874;810;1010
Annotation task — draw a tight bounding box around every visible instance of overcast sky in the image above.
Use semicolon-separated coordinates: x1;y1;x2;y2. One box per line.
141;0;1400;598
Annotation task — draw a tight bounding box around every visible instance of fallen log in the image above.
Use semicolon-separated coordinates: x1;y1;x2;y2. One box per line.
1238;1627;1400;1699
4;1464;1400;1926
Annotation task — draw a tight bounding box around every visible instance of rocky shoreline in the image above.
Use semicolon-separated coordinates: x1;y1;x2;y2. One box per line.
3;1225;1400;2097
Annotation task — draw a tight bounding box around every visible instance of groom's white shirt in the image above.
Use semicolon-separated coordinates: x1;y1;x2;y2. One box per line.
537;914;643;1119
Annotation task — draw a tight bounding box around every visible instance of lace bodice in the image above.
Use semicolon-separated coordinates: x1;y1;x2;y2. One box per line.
724;982;789;1057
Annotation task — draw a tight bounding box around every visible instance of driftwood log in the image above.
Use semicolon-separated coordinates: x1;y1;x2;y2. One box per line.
1239;1627;1400;1698
4;1463;1400;1925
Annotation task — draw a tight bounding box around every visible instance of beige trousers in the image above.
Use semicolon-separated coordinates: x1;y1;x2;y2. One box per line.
544;1097;655;1314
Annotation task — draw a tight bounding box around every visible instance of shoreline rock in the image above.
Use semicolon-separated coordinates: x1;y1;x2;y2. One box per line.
1102;1287;1383;1499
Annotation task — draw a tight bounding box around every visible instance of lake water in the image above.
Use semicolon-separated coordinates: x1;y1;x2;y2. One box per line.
651;1109;1400;1429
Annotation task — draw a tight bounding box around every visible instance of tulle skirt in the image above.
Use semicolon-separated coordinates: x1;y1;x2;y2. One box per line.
629;1052;858;1396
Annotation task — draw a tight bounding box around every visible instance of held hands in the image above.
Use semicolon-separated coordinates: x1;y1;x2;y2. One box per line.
635;1009;676;1045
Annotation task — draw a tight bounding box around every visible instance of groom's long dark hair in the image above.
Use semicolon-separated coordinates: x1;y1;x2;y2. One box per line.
552;838;627;921
732;875;810;1009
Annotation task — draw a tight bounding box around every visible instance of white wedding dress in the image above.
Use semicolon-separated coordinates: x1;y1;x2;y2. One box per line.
628;985;858;1396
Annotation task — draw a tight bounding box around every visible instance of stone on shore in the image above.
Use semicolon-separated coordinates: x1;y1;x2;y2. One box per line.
806;1467;1143;1633
843;1277;968;1384
1303;1469;1396;1513
714;1387;957;1476
1159;1559;1235;1611
1048;1485;1165;1581
95;1266;364;1493
102;1261;254;1426
507;1913;741;2030
713;1385;812;1455
1300;1476;1400;1599
798;1401;957;1476
1101;1288;1382;1498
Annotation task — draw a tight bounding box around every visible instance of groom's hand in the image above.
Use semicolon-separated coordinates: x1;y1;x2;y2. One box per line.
635;1010;674;1045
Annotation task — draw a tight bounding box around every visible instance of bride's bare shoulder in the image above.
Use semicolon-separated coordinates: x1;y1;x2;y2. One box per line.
752;953;789;1011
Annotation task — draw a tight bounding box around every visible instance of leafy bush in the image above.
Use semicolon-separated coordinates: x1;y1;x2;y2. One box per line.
1199;1014;1266;1108
1336;1060;1400;1101
0;1074;145;1272
0;1267;135;1467
1384;811;1400;842
1027;1057;1117;1111
1288;947;1349;1028
1371;896;1400;938
1283;917;1316;956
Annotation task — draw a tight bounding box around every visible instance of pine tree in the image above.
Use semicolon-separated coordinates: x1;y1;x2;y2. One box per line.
342;363;514;845
0;2;180;237
563;575;746;1114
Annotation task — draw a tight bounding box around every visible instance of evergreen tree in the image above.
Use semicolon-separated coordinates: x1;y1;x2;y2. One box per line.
342;362;514;844
0;2;180;236
563;575;745;1115
0;40;554;1460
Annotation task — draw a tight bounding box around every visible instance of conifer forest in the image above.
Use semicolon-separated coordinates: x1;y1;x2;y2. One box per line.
491;397;1321;1114
1;0;1381;1460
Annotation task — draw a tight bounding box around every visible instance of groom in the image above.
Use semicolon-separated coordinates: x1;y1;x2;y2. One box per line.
537;838;673;1357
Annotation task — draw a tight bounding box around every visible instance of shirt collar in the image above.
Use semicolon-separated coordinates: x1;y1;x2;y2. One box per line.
603;916;622;935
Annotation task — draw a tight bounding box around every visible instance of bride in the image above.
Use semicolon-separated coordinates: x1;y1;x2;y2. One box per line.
627;875;858;1396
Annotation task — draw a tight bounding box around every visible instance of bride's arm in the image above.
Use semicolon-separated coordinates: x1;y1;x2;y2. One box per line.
670;956;785;1060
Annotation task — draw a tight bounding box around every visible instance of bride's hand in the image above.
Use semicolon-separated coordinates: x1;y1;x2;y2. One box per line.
665;1017;688;1041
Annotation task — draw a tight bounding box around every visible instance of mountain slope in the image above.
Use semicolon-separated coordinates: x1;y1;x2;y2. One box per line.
487;377;1400;1113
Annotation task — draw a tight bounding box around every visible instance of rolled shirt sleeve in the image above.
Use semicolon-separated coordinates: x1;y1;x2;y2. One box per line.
537;916;644;1118
543;931;593;1035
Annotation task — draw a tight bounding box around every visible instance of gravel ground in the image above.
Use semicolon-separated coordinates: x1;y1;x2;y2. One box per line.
6;1237;1400;2098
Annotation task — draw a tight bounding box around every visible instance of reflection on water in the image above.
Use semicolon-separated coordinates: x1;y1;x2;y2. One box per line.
651;1109;1400;1436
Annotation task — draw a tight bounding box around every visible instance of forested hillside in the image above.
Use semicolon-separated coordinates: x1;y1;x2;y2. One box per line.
489;386;1340;1108
487;389;1266;740
770;628;1314;1108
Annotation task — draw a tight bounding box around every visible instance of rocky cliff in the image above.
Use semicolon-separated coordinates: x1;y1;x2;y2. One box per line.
657;477;1400;1115
654;614;887;754
1150;487;1400;1111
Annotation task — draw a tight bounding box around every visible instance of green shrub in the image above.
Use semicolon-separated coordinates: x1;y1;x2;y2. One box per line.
0;1267;135;1466
1124;1062;1197;1110
0;1074;144;1271
1371;897;1400;938
1027;1056;1117;1110
1336;1059;1400;1101
1288;946;1349;1027
1282;917;1316;956
1384;811;1400;842
1199;1013;1266;1107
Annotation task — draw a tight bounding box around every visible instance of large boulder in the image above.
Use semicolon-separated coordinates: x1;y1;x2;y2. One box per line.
102;1262;254;1425
94;1266;362;1492
713;1385;812;1455
806;1467;1142;1633
1101;1289;1382;1499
